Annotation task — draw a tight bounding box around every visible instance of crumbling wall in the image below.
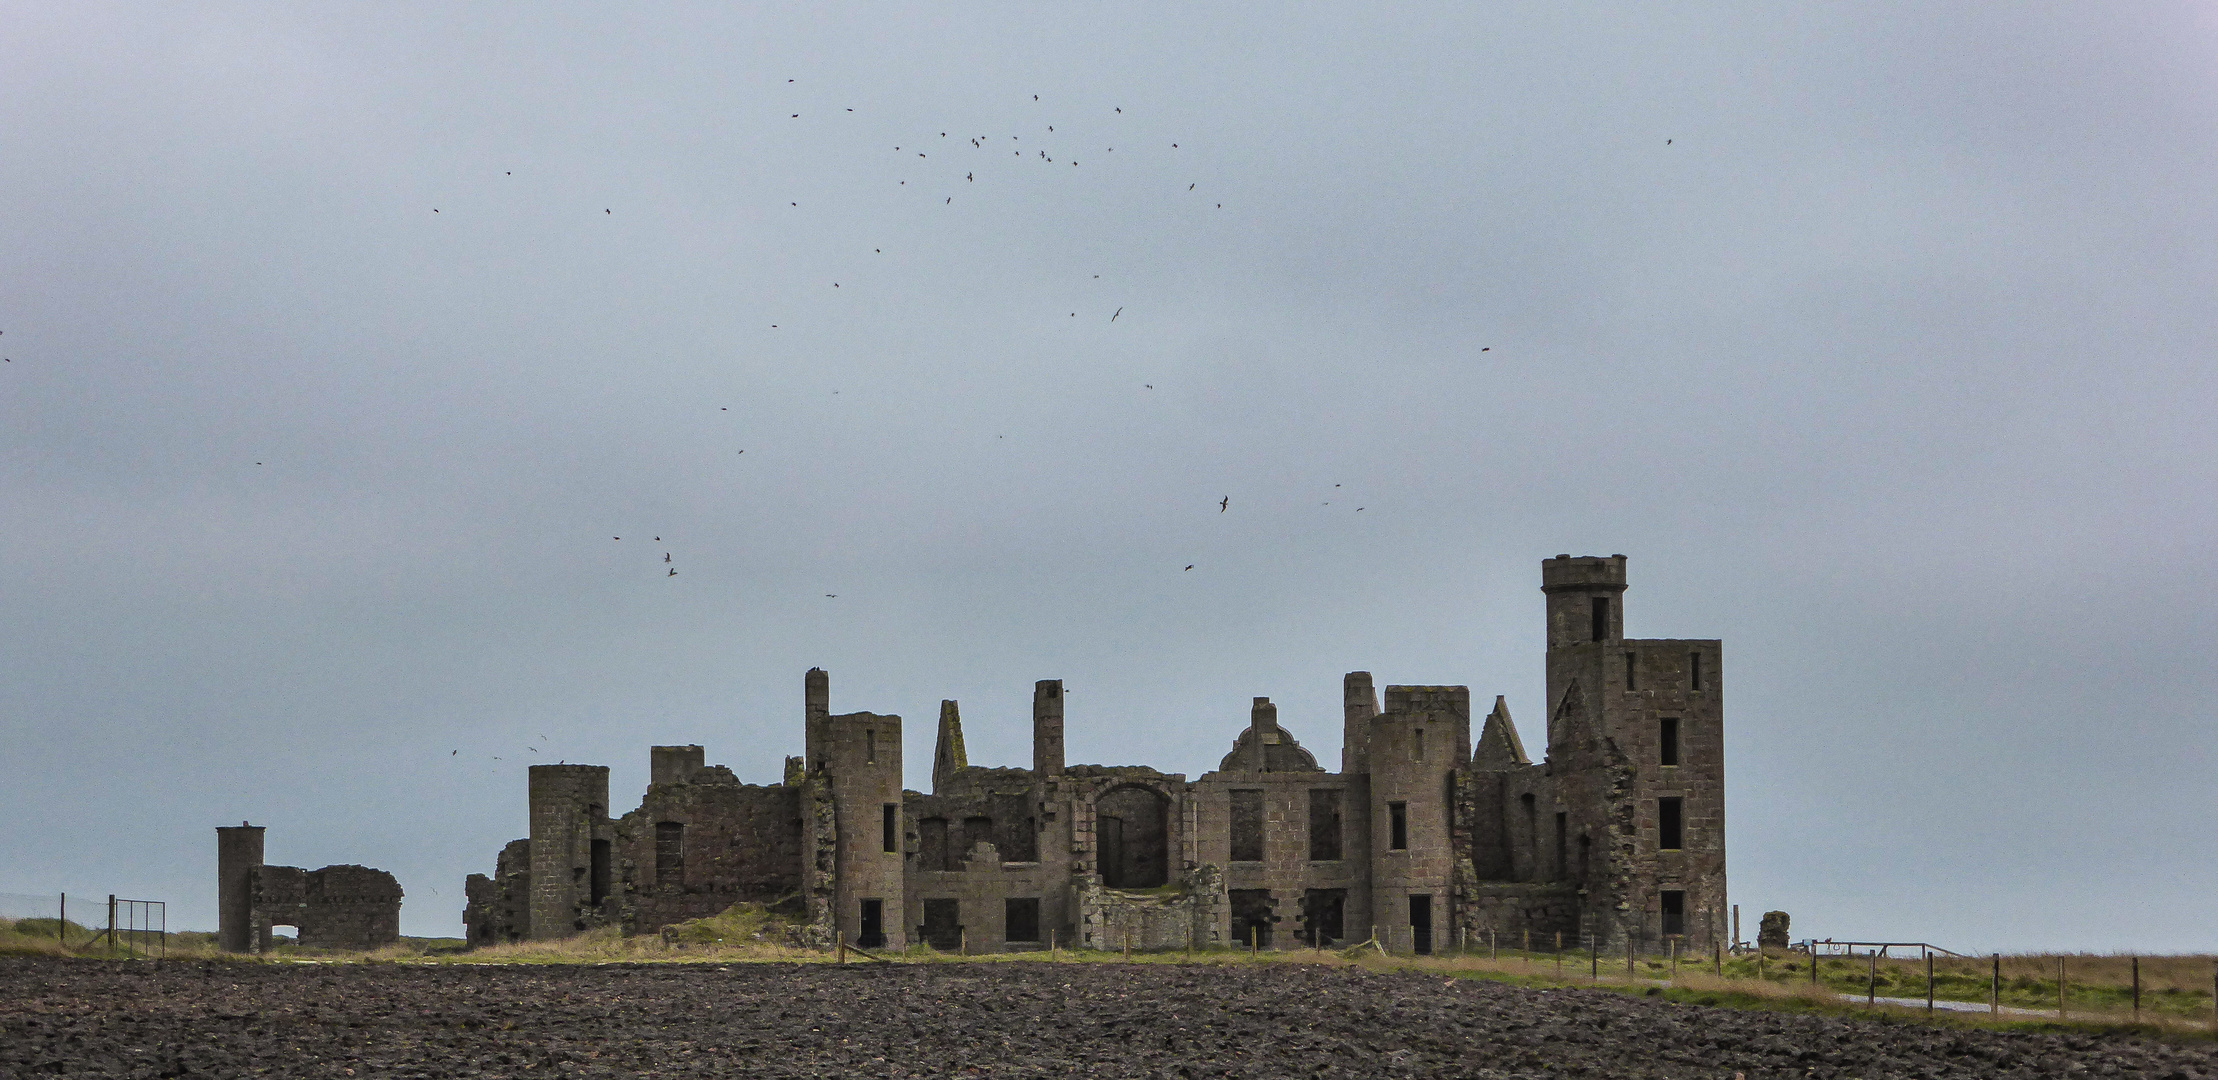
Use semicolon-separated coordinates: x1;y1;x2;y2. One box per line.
245;864;402;952
1076;862;1224;950
465;839;531;945
612;766;804;934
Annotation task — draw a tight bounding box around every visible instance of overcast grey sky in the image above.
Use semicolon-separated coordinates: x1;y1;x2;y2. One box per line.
3;3;2215;948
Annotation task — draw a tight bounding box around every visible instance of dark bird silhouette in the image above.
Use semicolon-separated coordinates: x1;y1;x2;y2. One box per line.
1033;95;1038;100
451;750;457;755
1115;107;1121;113
668;568;677;577
1666;139;1672;145
1220;497;1229;512
605;209;610;213
1189;184;1195;190
1481;347;1490;351
654;537;661;541
614;537;620;540
1145;384;1152;389
1356;507;1365;511
432;208;439;212
1112;308;1122;322
946;197;951;204
1184;565;1194;571
967;173;973;181
826;593;837;597
665;553;671;563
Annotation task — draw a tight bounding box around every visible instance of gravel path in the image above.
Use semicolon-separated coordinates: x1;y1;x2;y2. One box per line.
4;956;2214;1078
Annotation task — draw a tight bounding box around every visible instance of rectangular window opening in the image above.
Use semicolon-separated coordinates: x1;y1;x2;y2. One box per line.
1625;652;1638;691
1004;897;1041;943
1661;890;1686;937
1659;718;1680;767
1690;651;1703;691
865;729;876;764
1413;727;1425;762
654;821;684;886
1591;596;1610;642
1307;789;1343;861
1229;789;1265;862
1388;801;1408;851
589;839;611;906
1658;797;1684;851
882;804;899;853
1553;811;1567;881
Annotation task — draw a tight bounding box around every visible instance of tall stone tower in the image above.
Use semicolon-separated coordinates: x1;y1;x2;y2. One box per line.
1365;685;1471;954
1542;554;1726;951
216;823;265;953
527;764;610;940
803;669;906;949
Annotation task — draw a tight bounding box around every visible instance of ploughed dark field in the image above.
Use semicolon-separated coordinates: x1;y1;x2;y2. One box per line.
4;956;2215;1079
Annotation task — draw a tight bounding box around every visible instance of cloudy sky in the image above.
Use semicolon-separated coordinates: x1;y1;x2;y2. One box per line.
3;4;2214;948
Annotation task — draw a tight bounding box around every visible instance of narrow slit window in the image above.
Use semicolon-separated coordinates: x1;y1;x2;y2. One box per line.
1690;651;1703;691
1625;652;1638;691
1388;801;1408;850
865;729;876;764
1412;727;1425;762
1658;797;1684;850
1553;811;1567;880
1659;717;1680;767
1591;597;1609;642
882;804;898;852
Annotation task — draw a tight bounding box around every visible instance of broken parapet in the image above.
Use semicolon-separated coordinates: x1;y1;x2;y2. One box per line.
217;825;403;952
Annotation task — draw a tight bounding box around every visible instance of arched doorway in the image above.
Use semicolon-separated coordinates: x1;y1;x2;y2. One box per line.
1095;785;1170;888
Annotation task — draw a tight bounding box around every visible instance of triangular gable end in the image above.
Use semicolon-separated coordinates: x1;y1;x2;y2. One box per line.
1471;695;1529;769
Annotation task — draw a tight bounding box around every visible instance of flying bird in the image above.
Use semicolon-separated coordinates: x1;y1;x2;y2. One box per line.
665;553;671;562
1145;384;1152;389
668;568;677;577
826;593;837;597
1481;347;1490;351
1111;308;1122;322
1184;565;1194;571
1219;497;1228;512
1666;139;1672;145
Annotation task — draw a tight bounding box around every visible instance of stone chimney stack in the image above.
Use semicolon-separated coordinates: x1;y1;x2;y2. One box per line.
1033;680;1065;776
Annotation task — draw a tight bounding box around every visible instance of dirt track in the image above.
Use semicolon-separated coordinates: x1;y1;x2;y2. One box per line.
3;956;2213;1078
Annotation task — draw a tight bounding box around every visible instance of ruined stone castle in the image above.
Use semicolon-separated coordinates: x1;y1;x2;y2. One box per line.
465;555;1724;954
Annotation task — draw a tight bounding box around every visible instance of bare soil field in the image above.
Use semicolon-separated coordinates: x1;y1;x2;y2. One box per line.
4;956;2215;1079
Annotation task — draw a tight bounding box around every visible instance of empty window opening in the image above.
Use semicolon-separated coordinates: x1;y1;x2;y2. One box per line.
1300;889;1346;948
882;804;899;853
1690;651;1703;691
859;898;885;949
865;728;876;764
654;821;685;886
1230;889;1275;949
1659;718;1680;767
1413;727;1425;762
1519;792;1537;880
589;838;611;906
1658;797;1684;850
920;898;962;950
1004;897;1041;943
1388;801;1409;850
1096;785;1170;888
1307;789;1343;861
1229;789;1265;862
1625;652;1638;691
961;816;995;863
1409;893;1434;955
1661;890;1686;937
1591;597;1610;642
1577;833;1592;883
918;817;953;871
1553;811;1568;881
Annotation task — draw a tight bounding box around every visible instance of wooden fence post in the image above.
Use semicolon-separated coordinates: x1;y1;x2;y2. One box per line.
2133;956;2141;1023
1555;932;1563;978
106;895;116;956
1868;950;1877;1005
2058;957;2066;1020
1925;949;1934;1012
